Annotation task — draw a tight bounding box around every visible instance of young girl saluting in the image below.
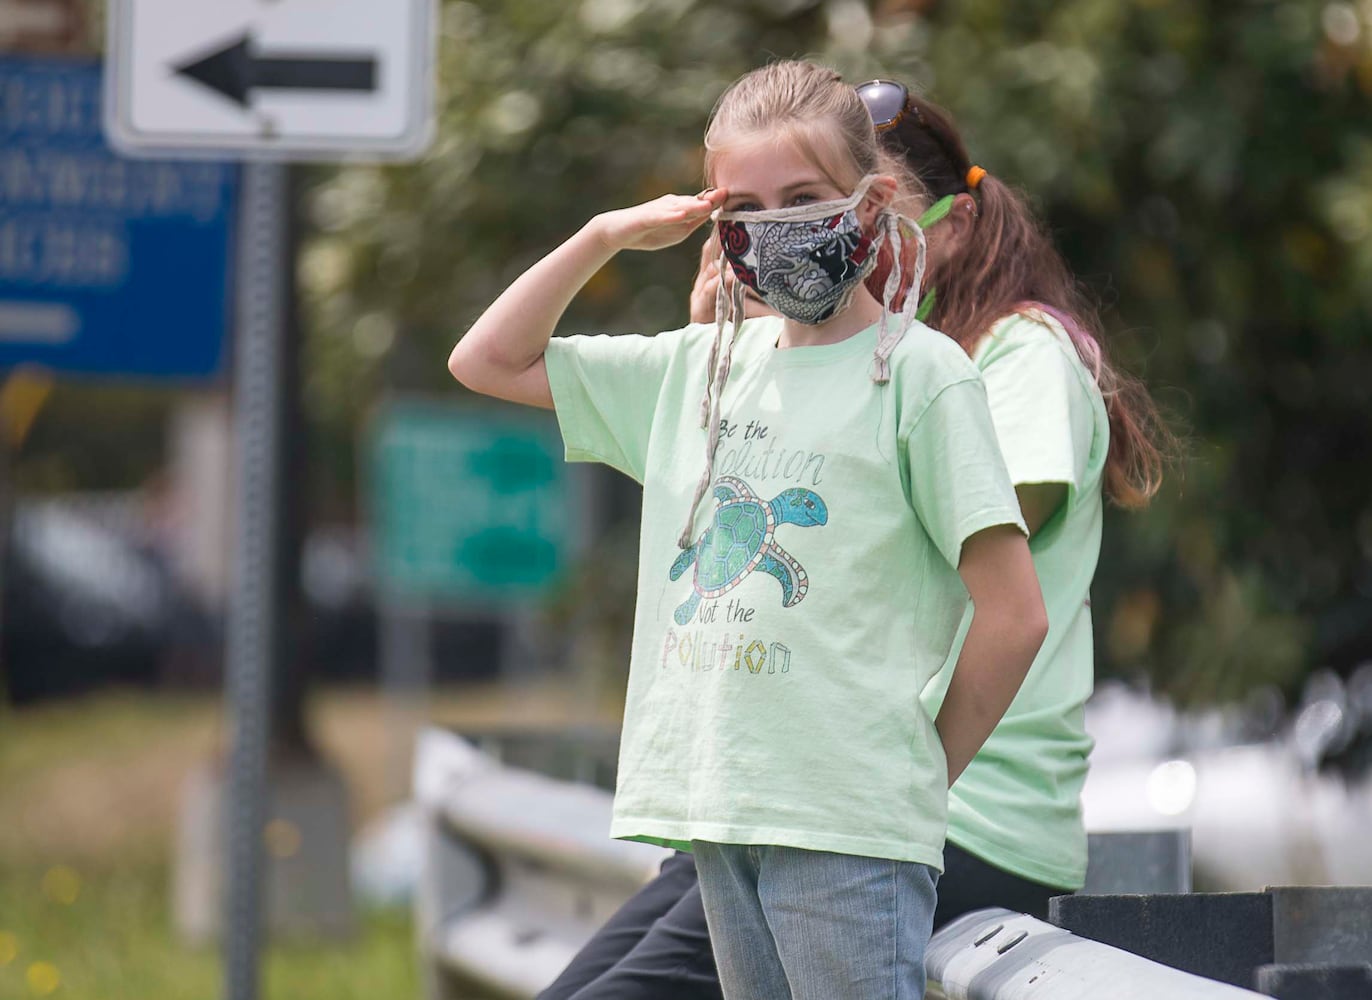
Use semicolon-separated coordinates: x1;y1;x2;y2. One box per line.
449;60;1048;1000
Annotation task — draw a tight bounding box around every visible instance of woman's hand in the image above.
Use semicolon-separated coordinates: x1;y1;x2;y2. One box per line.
594;189;728;253
688;232;776;325
689;235;724;323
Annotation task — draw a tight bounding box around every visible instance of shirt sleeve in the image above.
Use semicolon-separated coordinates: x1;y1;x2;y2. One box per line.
543;331;678;484
903;377;1028;569
979;332;1094;495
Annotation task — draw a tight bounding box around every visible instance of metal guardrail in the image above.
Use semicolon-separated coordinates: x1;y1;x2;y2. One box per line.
926;908;1267;999
413;726;1237;1000
412;727;667;999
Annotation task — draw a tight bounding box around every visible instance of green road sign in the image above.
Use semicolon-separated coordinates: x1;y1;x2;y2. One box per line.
370;399;578;605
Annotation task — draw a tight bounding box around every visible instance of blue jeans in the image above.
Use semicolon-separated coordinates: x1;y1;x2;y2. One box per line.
692;842;939;1000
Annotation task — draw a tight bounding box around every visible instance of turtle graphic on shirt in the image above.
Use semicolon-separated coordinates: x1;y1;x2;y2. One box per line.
668;475;829;626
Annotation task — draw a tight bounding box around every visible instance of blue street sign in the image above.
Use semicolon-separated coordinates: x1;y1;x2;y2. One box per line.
0;55;238;380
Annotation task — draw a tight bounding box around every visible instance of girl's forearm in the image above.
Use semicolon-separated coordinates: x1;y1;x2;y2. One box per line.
939;524;1048;785
448;218;615;405
935;600;1046;785
448;191;725;407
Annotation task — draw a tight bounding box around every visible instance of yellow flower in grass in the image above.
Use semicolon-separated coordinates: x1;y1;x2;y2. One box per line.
41;867;80;906
25;961;60;995
0;931;17;965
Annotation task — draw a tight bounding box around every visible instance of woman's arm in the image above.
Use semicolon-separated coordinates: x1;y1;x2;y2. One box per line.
1016;482;1068;536
448;189;727;408
938;523;1049;785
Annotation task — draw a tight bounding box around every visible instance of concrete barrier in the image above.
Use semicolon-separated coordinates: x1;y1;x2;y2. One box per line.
1050;885;1372;997
1083;829;1191;893
1049;891;1274;988
1253;962;1372;999
1261;886;1372;999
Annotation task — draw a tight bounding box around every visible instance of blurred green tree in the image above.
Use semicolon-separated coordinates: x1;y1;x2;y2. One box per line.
303;0;1372;706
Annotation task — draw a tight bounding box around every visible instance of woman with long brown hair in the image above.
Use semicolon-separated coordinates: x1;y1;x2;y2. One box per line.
534;77;1170;1000
856;77;1171;928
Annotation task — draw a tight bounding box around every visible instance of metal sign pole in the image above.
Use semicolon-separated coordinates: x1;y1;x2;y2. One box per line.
222;160;289;1000
379;595;434;799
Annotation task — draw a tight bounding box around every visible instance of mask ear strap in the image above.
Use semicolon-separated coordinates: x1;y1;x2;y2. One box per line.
899;196;950;327
915;286;936;323
916;194;956;230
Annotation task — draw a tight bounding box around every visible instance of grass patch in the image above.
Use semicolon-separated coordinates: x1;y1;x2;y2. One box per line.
0;685;610;998
0;859;419;1000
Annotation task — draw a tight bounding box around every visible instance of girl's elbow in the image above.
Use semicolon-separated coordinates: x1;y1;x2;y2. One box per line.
447;339;483;391
1022;596;1049;650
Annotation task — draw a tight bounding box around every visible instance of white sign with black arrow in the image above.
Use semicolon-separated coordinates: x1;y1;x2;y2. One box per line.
104;0;435;160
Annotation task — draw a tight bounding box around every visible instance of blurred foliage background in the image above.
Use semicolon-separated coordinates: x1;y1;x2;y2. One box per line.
19;0;1372;707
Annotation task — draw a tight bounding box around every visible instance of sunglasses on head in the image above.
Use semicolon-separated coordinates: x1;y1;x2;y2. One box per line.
855;79;917;132
856;79;988;196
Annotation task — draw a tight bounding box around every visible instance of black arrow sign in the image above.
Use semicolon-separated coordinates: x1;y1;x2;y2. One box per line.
174;33;377;108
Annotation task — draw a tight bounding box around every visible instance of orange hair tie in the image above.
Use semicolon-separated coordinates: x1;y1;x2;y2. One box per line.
965;165;987;190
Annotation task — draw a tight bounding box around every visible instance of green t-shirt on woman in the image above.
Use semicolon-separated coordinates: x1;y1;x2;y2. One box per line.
921;310;1109;890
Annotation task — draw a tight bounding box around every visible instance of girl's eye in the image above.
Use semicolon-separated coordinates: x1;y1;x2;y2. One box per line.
734;201;761;212
789;193;817;206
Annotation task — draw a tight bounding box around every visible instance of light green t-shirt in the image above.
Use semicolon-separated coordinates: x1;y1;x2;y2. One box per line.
545;315;1026;868
921;311;1108;890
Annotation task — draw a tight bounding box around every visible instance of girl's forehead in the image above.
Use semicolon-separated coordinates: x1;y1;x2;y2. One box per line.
712;134;844;192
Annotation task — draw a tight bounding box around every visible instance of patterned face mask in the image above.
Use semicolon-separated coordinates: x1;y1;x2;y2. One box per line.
716;185;878;326
678;174;927;550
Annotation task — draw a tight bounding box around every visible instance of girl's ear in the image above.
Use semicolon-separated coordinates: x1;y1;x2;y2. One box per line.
942;192;979;247
858;175;898;228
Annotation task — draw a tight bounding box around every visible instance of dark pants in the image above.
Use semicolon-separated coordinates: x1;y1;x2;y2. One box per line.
535;844;1067;1000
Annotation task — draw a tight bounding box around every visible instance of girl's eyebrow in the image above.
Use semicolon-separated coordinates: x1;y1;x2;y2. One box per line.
725;177;831;204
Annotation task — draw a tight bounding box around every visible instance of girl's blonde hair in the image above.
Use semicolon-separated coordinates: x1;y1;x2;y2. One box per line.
704;60;917;201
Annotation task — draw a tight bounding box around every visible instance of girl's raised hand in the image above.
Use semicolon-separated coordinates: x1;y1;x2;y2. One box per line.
594;189;728;253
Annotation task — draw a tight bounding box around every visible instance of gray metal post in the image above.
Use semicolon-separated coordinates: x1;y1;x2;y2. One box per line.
0;428;9;688
380;597;433;800
223;160;290;1000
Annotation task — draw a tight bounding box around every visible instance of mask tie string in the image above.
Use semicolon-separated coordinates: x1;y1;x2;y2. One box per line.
679;266;745;549
870;211;926;383
698;249;728;428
